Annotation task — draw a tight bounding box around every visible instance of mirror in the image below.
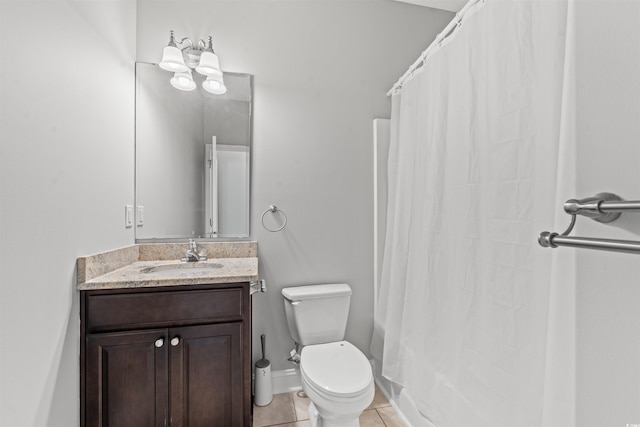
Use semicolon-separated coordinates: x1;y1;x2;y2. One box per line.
135;62;252;241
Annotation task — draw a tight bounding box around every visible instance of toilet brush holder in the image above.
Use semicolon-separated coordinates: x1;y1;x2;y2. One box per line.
254;334;273;406
254;363;272;406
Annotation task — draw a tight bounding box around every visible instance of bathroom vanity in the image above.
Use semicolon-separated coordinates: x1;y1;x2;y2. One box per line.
77;242;258;427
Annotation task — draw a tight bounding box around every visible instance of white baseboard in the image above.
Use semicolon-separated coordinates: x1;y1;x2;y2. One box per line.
271;368;302;394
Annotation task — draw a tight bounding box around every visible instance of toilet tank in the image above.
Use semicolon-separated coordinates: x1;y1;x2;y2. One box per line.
282;284;352;346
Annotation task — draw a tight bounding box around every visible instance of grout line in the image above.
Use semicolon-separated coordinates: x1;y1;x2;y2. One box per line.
287;392;296;424
377;408;389;427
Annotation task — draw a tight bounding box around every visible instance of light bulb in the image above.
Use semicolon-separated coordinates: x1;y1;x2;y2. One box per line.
203;74;227;94
170;70;196;91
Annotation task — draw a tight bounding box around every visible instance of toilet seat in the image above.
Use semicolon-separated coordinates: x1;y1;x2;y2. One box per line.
300;341;372;399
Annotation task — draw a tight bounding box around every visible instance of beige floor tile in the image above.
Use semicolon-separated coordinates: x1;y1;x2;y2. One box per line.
252;393;296;427
292;390;311;421
359;409;386;426
377;405;407;427
367;385;391;410
253;390;404;427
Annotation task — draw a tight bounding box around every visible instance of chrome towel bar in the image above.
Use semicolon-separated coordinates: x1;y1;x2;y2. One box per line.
538;233;640;254
538;193;640;254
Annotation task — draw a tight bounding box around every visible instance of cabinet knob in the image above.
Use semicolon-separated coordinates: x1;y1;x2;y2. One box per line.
155;338;164;348
171;337;180;347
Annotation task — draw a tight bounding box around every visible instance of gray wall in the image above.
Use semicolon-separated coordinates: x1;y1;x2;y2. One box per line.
0;1;136;425
2;0;639;425
0;1;450;424
574;1;640;425
136;0;454;372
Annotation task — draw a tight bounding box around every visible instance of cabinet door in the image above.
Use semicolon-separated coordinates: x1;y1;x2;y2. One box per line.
86;329;168;427
169;323;244;427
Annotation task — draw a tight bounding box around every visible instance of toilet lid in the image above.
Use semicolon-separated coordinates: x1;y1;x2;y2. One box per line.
300;341;372;398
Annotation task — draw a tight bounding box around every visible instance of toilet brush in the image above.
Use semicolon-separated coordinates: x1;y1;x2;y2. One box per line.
254;334;273;406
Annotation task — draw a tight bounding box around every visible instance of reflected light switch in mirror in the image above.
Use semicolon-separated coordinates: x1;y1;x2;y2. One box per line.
137;206;144;226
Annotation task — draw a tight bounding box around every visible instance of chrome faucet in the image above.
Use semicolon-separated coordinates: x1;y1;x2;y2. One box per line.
182;239;208;262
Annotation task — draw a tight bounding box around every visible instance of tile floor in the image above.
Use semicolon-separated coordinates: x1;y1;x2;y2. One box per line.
252;385;405;427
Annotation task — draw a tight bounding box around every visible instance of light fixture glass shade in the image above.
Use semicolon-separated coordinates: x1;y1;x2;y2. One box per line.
202;74;227;94
170;70;196;91
195;51;222;76
159;46;188;72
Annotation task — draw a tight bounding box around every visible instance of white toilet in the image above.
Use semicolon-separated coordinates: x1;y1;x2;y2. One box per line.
282;283;374;427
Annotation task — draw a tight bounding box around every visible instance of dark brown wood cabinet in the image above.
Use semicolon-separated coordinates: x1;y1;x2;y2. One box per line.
80;283;252;427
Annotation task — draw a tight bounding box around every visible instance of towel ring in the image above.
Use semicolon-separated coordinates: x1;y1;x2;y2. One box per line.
261;205;287;232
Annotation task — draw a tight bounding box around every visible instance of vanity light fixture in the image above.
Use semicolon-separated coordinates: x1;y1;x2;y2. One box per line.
159;30;227;94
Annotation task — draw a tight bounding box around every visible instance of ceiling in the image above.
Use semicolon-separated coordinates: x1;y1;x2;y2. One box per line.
394;0;467;12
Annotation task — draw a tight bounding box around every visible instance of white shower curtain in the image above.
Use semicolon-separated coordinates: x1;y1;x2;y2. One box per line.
377;1;577;426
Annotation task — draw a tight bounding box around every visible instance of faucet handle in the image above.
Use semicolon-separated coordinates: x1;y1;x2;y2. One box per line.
188;239;197;250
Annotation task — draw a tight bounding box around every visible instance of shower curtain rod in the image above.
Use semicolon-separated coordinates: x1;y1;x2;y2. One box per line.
538;193;640;255
387;0;485;96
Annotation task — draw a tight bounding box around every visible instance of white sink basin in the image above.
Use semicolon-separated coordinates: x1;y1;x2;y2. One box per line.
140;263;224;276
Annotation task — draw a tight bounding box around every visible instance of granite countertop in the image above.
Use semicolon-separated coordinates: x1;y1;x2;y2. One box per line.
77;258;258;290
77;242;258;291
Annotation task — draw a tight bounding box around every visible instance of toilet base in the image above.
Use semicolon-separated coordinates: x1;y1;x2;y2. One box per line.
308;402;361;427
308;402;320;427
